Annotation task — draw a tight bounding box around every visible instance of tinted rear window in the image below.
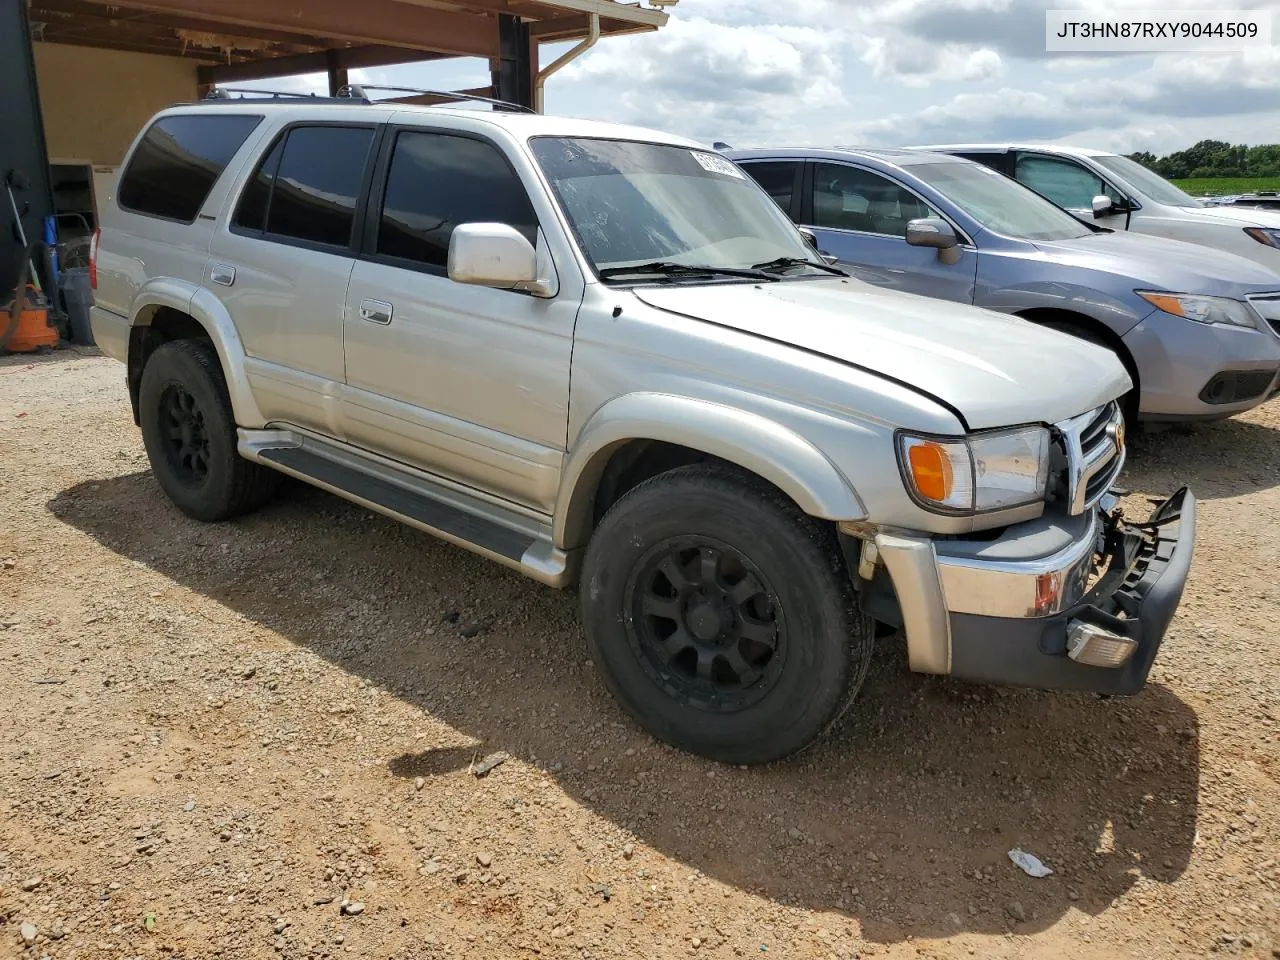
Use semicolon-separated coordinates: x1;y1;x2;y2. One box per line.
265;126;374;248
118;114;262;222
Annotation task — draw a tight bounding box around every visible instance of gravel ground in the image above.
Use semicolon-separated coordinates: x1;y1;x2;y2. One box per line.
1;348;1278;960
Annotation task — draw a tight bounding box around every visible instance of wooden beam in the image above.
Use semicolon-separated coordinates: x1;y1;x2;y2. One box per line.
33;19;316;59
97;0;501;56
529;13;658;40
529;0;666;28
34;32;224;60
29;0;332;48
326;49;347;97
197;45;453;85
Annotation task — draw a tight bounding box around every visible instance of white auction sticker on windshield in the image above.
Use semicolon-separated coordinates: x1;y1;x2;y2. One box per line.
691;151;744;178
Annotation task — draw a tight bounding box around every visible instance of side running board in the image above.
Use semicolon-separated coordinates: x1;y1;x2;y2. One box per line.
237;428;572;587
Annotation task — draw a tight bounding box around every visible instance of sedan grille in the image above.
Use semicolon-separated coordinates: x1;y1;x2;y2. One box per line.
1246;294;1280;337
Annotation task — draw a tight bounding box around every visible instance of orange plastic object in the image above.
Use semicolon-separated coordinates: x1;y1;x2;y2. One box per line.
3;287;57;353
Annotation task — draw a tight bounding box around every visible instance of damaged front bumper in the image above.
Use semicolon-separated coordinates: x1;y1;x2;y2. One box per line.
854;487;1196;696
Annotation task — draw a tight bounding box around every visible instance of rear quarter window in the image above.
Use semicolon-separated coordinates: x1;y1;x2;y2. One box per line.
118;114;262;223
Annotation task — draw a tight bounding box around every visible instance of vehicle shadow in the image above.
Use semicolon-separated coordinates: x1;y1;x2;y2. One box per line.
1128;414;1280;499
0;342;99;371
49;472;1201;944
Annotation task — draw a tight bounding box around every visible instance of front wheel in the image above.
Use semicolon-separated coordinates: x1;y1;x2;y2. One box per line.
579;464;872;764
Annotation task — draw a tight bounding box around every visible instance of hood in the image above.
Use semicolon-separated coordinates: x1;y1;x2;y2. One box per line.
1034;230;1280;297
632;279;1129;430
1173;203;1280;229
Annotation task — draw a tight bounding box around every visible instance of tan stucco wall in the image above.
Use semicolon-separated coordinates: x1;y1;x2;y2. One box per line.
32;42;200;167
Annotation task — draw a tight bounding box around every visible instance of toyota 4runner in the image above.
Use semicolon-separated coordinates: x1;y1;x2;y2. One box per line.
89;93;1196;764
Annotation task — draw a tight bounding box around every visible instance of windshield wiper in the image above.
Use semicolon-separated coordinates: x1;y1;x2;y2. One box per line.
598;261;779;281
750;255;846;276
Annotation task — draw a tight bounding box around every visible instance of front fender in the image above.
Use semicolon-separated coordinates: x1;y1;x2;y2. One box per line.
980;280;1145;336
555;392;866;550
130;280;265;427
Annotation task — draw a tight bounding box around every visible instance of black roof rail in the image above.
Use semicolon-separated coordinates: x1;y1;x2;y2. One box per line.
202;86;370;104
338;83;535;114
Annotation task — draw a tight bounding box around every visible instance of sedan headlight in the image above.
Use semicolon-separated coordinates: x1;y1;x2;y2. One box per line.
1136;291;1259;329
897;426;1050;515
1244;227;1280;248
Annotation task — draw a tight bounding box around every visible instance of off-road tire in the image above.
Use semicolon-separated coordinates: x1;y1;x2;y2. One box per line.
580;463;872;765
138;338;280;521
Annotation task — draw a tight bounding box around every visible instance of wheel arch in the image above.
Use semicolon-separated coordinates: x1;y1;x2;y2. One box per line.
126;280;263;427
555;393;866;551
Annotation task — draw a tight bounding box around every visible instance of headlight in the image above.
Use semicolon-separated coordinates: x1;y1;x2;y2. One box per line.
1136;291;1259;329
897;426;1050;515
1244;227;1280;248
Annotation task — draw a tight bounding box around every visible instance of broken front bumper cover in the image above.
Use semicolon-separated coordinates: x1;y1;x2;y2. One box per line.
868;487;1196;696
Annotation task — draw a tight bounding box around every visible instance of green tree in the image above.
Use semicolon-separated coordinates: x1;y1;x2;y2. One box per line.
1130;139;1280;179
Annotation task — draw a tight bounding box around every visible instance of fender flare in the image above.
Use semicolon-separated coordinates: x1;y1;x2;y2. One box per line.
554;392;866;549
129;280;265;426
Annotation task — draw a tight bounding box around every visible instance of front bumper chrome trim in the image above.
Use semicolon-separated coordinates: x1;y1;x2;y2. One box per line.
935;510;1101;619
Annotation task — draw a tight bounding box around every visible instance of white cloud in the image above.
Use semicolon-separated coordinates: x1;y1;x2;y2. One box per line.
236;0;1280;157
556;15;848;143
862;39;1005;86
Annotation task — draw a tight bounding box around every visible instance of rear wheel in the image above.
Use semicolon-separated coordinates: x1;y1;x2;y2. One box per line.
580;464;872;764
138;339;280;521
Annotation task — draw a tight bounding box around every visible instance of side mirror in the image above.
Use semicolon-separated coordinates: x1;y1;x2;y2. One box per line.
905;217;958;249
1091;195;1115;218
448;223;542;292
797;227;839;265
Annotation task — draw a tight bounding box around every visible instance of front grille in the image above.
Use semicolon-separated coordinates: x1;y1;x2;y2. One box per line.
1078;404;1112;451
1246;294;1280;338
1054;401;1125;515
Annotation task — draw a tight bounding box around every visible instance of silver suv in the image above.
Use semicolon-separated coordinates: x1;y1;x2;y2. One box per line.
90;94;1196;764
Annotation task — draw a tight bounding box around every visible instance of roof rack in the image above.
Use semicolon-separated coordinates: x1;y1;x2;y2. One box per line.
203;87;350;102
338;84;535;114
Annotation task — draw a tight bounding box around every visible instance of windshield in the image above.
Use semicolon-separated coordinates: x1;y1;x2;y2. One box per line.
911;161;1094;241
1092;154;1201;207
529;137;822;277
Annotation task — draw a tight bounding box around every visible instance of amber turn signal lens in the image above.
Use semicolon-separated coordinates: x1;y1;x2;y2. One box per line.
1137;292;1187;317
907;441;954;503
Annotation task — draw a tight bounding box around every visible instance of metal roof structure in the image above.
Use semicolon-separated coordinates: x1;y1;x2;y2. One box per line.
25;0;671;104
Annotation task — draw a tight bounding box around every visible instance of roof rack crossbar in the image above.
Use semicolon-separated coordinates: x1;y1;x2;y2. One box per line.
204;86;370;102
338;84;535;114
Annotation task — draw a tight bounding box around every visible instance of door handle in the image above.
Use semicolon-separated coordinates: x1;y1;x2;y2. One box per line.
210;263;236;286
359;299;393;325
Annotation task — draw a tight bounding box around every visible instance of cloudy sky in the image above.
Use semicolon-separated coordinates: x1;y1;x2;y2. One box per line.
276;0;1280;155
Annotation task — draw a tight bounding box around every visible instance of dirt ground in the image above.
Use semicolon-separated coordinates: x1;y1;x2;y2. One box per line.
2;348;1278;960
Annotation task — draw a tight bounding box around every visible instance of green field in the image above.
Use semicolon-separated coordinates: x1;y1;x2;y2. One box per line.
1170;176;1280;197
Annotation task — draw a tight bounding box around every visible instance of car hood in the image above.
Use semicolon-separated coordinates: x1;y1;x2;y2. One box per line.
632;279;1129;430
1034;230;1280;297
1171;203;1280;229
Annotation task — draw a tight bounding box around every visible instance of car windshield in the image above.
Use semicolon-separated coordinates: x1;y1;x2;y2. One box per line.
910;161;1094;241
529;137;824;278
1092;154;1202;207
